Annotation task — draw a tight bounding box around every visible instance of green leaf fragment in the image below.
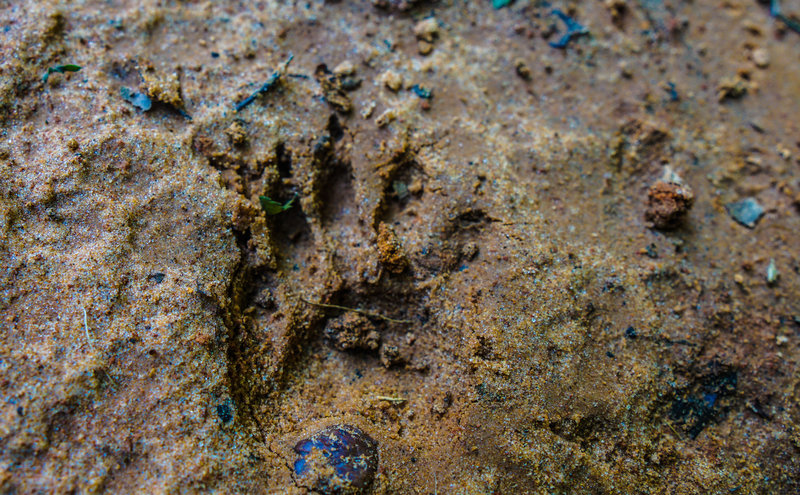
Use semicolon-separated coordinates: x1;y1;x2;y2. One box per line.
42;64;82;82
259;194;296;215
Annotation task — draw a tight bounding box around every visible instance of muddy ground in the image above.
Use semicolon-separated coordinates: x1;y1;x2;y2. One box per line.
1;0;799;493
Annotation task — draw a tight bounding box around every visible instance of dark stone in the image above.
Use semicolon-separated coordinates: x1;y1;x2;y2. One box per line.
670;367;738;438
293;424;378;494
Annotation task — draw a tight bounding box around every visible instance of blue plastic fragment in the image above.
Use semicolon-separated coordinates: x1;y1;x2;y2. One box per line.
411;84;432;99
493;0;513;9
120;87;152;111
235;54;294;111
769;0;800;34
549;9;589;49
665;82;679;102
725;197;764;228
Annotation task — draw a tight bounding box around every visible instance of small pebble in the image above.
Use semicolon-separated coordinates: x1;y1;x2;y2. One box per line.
375;108;396;127
752;48;770;68
413;17;438;42
294;424;378;494
726;197;764;228
381;70;403;92
717;75;748;101
618;61;633;79
766;259;779;285
334;60;356;76
514;59;532;80
418;40;434;55
361;101;376;119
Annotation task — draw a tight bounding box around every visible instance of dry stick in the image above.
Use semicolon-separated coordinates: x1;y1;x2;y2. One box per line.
81;305;121;388
81;305;94;350
296;295;412;324
667;421;683;441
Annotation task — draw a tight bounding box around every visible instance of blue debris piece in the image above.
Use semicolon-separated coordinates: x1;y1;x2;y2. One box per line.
726;197;764;228
549;9;589;49
411;84;432;99
235;54;294;112
216;403;233;423
665;82;679;102
493;0;513;9
120;87;152;111
769;0;800;34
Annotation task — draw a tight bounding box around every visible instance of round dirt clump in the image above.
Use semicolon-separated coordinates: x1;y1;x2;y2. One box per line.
645;180;694;230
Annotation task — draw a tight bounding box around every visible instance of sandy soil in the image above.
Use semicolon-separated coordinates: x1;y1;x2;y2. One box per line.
1;0;799;493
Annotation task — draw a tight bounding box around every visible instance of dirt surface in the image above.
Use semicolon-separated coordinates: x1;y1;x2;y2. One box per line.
1;0;800;493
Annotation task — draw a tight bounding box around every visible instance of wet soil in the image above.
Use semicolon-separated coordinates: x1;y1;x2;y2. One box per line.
1;0;799;493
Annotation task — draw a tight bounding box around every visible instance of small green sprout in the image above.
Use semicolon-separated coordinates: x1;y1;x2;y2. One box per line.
42;64;82;82
259;194;297;215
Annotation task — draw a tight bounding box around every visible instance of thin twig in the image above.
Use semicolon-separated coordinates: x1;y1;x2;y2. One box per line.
297;296;412;324
667;421;683;440
81;305;94;350
374;395;407;403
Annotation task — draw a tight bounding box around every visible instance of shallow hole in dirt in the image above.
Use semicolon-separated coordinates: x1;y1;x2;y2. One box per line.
378;162;426;224
269;199;312;258
275;142;293;179
319;158;356;227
